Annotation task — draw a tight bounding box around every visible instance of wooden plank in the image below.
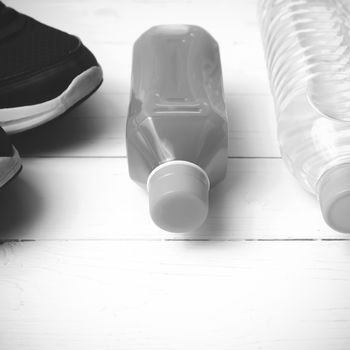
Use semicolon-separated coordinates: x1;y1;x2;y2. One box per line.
0;157;343;240
10;0;269;95
8;0;279;158
11;93;279;158
1;240;350;350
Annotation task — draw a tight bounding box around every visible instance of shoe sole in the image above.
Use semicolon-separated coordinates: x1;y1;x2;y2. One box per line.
0;147;22;188
0;66;103;134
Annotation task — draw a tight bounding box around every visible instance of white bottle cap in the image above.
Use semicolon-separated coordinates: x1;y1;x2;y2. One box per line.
318;164;350;233
147;161;210;233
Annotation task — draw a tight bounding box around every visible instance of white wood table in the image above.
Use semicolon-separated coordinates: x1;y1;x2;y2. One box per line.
1;1;350;349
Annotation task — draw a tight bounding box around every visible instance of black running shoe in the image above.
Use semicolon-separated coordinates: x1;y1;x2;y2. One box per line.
0;2;103;133
0;126;21;187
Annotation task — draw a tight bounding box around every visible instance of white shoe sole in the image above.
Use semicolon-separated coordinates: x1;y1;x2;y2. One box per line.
0;66;103;134
0;147;22;188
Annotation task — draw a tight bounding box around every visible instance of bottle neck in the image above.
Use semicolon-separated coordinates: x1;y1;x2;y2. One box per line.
317;164;350;233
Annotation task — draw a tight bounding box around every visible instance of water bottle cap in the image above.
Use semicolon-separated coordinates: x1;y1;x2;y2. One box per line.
147;161;210;233
318;164;350;233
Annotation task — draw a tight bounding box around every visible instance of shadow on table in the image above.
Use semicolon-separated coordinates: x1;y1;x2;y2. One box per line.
188;97;263;243
192;163;256;241
10;91;123;156
1;88;123;239
0;177;43;240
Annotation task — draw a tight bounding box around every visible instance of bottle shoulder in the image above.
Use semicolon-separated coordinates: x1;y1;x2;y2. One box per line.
127;94;227;128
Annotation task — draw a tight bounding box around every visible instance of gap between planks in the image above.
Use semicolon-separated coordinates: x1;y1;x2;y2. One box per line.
19;155;282;159
1;238;350;244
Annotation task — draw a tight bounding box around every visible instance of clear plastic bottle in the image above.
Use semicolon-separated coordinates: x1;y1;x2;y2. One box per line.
259;0;350;232
126;25;228;233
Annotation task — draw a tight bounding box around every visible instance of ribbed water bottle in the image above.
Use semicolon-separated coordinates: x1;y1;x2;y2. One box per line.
259;0;350;232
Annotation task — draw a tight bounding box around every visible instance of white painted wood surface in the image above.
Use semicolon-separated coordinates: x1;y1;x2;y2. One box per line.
2;0;350;349
0;158;341;240
1;241;350;350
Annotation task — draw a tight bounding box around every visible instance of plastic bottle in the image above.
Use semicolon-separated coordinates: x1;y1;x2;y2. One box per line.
126;25;228;233
259;0;350;232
